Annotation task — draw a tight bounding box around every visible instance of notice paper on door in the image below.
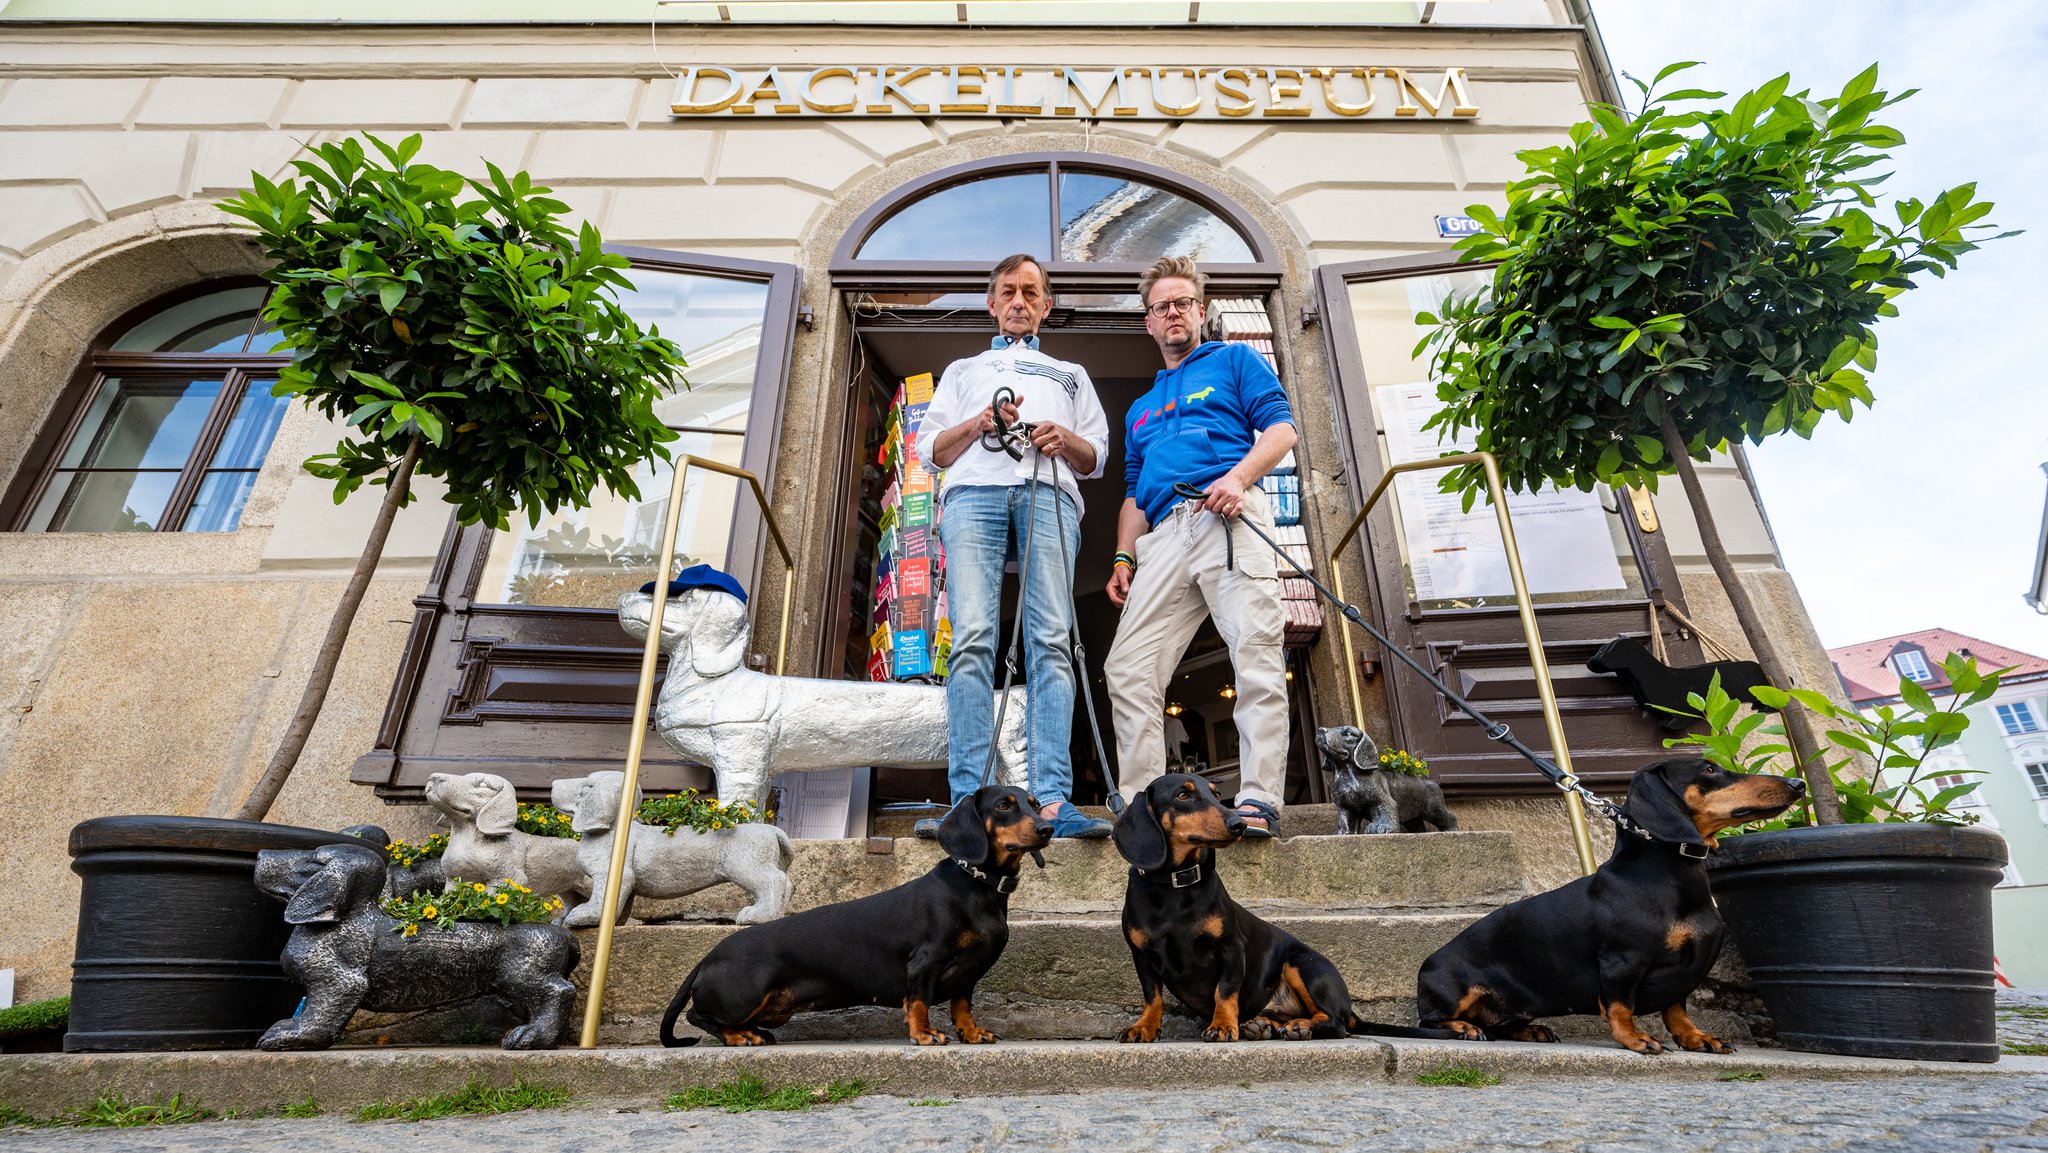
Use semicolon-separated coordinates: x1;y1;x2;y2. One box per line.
1376;384;1625;602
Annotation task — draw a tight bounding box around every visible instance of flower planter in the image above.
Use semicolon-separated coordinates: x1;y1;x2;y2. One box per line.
1706;823;2009;1062
65;815;376;1052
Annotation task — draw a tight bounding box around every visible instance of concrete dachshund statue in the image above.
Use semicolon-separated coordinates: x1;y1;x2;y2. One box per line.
1318;725;1458;835
252;842;580;1051
550;770;795;927
618;581;1029;811
424;771;587;907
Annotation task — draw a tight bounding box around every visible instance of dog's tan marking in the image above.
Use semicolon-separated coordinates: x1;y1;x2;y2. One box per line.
1662;1003;1732;1053
1444;1019;1486;1040
1199;912;1226;938
1280;963;1322;1021
905;998;948;1046
1204;991;1240;1042
954;929;982;950
1454;985;1496;1022
1120;991;1165;1043
1125;926;1149;949
1666;923;1696;952
1601;1001;1663;1054
1499;1020;1556;1043
720;1027;769;1047
951;997;996;1044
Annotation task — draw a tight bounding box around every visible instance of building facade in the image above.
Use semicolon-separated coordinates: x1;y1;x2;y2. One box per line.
0;0;1852;1003
1830;629;2048;987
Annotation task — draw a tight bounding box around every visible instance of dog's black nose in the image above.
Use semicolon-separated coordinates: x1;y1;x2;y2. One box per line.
1786;776;1808;795
1224;813;1247;835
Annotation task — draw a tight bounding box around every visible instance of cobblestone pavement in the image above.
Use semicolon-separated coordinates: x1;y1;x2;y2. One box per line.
8;1073;2048;1153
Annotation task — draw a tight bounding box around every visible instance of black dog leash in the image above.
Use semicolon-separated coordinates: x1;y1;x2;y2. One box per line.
1166;480;1654;846
973;389;1123;814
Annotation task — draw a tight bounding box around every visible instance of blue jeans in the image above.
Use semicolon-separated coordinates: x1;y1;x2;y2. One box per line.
938;482;1083;807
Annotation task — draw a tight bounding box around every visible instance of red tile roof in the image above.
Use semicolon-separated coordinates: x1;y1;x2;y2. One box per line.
1826;629;2048;705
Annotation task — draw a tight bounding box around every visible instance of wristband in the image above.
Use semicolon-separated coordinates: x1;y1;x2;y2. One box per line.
1113;551;1136;571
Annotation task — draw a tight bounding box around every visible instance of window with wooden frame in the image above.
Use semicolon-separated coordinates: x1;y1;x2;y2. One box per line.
6;282;289;534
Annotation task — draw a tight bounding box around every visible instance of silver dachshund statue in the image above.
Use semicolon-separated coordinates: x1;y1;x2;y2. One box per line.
550;770;794;927
253;842;580;1051
618;586;1029;811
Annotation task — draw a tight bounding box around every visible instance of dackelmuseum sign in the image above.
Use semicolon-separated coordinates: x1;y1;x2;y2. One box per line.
670;65;1480;120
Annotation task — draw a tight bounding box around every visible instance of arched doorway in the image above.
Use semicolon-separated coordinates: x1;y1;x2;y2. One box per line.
821;153;1325;810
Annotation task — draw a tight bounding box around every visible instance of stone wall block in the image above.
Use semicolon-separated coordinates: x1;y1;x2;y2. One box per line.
282;79;468;130
1161;121;1273;164
0;78;150;129
465;78;643;127
1231;128;1456;200
134;78;293;129
1460;81;1590;129
0;185;101;258
194;130;311;194
711;126;877;194
527;129;712;182
820;117;940;163
1453;131;1570;187
3;131;194;218
607;183;825;245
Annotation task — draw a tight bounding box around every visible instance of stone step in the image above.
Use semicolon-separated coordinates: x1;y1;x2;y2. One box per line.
632;830;1528;923
873;802;1349;841
12;1040;2031;1118
551;913;1753;1051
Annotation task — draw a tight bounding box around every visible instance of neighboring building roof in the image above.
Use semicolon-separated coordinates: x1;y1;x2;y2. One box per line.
1828;629;2048;705
2029;462;2048;615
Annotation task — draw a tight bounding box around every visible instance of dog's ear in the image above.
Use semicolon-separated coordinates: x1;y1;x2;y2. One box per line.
571;774;625;836
1348;727;1380;773
687;590;751;678
1621;759;1709;847
937;793;990;863
474;776;518;837
1111;789;1170;873
281;845;380;925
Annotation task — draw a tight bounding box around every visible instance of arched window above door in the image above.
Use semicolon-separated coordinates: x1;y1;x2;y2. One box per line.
833;154;1279;292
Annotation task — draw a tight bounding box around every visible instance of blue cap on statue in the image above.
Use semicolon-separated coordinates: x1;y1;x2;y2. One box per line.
639;563;748;605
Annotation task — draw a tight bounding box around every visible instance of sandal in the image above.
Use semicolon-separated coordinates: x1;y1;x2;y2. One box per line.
1235;798;1280;841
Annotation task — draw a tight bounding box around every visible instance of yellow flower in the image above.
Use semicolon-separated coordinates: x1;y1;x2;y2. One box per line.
495;893;509;905
711;821;722;830
402;923;419;937
473;882;487;892
421;906;438;919
558;813;570;823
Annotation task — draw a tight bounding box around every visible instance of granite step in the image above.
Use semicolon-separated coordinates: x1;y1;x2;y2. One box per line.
631;830;1528;923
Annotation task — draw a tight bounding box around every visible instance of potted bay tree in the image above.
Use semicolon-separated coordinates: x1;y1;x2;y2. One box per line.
66;134;685;1051
1416;64;2011;1060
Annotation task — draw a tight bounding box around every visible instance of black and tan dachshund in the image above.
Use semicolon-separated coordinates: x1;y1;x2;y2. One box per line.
1113;773;1453;1043
1416;757;1805;1054
659;784;1051;1047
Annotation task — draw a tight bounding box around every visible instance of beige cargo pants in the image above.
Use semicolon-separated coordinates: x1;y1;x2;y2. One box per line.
1105;485;1289;812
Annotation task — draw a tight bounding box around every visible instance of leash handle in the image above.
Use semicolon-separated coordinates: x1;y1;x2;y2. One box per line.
980;386;1029;460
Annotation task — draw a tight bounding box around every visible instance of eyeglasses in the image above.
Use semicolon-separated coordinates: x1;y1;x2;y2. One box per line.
1145;296;1201;319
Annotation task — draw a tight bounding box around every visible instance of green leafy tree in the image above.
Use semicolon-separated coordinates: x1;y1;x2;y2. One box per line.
220;134;684;821
1420;63;2010;821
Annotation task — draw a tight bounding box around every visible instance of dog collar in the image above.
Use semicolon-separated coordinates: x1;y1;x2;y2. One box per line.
1676;842;1710;860
1136;861;1204;889
953;858;1019;894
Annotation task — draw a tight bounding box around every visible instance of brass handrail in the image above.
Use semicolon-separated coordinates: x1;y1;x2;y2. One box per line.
1330;451;1598;877
579;454;795;1049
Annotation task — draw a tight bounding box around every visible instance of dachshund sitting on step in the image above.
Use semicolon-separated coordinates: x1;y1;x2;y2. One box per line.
1112;773;1453;1043
660;784;1051;1047
1415;758;1805;1054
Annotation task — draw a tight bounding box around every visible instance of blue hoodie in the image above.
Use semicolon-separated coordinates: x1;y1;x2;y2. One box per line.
1123;341;1294;526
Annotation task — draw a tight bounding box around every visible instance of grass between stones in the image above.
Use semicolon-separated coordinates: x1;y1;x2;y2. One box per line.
1718;1070;1768;1082
0;1092;261;1128
666;1075;872;1113
2003;1042;2048;1056
356;1078;572;1122
1414;1065;1502;1088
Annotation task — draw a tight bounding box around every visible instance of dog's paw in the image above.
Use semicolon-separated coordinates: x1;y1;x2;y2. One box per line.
1444;1019;1488;1042
912;1031;951;1046
1623;1034;1667;1056
1280;1018;1316;1041
1239;1019;1276;1041
1117;1024;1159;1044
1682;1033;1736;1055
1200;1024;1240;1043
958;1026;999;1044
1499;1022;1558;1044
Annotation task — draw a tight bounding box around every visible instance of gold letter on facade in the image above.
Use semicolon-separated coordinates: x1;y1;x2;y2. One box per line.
995;66;1044;115
1389;67;1479;117
1053;66;1137;117
802;66;857;114
943;65;990;113
1148;66;1202;116
866;66;933;115
671;66;742;115
1213;67;1261;117
1310;66;1377;117
737;67;802;115
1263;67;1311;117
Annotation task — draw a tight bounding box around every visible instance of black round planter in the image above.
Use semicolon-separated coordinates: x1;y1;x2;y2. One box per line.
66;815;378;1052
1707;823;2008;1063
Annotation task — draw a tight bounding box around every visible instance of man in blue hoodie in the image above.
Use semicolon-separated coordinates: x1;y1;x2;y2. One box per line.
1103;256;1298;838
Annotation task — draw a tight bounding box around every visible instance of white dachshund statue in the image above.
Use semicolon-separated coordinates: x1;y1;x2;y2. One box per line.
423;771;588;906
617;584;1028;811
550;770;794;926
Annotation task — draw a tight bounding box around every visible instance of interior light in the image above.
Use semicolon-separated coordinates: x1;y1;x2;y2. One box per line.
1219;685;1236;700
1165;702;1184;717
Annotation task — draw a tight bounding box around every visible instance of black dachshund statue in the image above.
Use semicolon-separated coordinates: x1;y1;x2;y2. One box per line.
253;841;579;1051
1318;725;1458;835
1586;637;1774;732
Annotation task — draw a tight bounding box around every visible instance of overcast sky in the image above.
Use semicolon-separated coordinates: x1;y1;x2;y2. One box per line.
1587;0;2048;656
